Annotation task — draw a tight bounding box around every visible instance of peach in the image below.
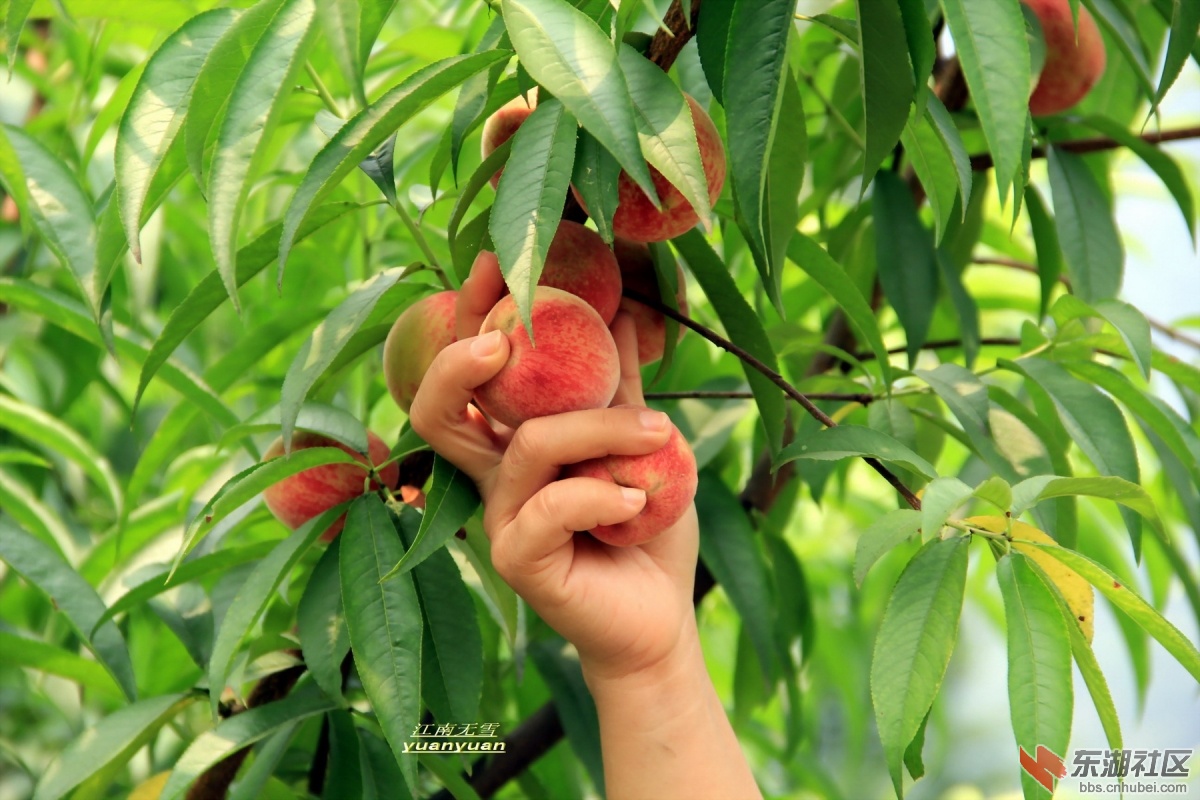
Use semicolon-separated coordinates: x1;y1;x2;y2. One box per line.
473;222;623;324
561;416;697;546
573;94;726;243
613;238;688;364
383;290;458;413
1024;0;1107;115
473;286;620;429
481;93;537;188
262;431;399;542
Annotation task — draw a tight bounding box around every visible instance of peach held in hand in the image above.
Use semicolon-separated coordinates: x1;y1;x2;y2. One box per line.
561;416;698;547
1024;0;1107;115
473;286;620;429
383;290;458;413
262;431;399;542
574;94;726;243
613;238;688;365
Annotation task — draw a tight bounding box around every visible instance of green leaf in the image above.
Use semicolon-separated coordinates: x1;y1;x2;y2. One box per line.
0;631;122;697
937;248;980;367
1010;476;1161;534
974;475;1013;512
856;0;915;186
1005;357;1141;553
4;1;35;73
324;711;364;800
227;724;300;800
996;554;1073;800
854;508;922;586
319;0;395;107
394;506;483;723
177;449;363;562
449;18;507;179
871;537;968;796
938;0;1029;199
696;471;778;686
695;0;733;103
722;0;794;301
207;0;317;312
1082;0;1158;110
898;0;936;109
359;726;414;800
1023;185;1062;319
0;393;122;515
926;96;972;212
778;424;938;480
674;230;786;456
1025;542;1200;685
0;125;103;325
787;232;892;385
901;108;959;244
0;521;137;702
489;98;577;333
763;67;806;287
160;682;337;800
280;268;401;450
135;202;361;410
618;43;712;228
95;542;276;634
207;508;340;716
116;8;235;262
222;401;369;456
447;137;510;253
184;0;287;189
33;694;196;800
341;494;423;790
280;51;509;276
873;169;939;365
502;0;656;204
298;540;350;704
571;129;621;244
1155;0;1200;103
1040;559;1124;758
1046;146;1123;303
83;61;146;167
528;640;605;794
0;469;74;558
1077;115;1194;238
380;455;480;581
921;476;974;539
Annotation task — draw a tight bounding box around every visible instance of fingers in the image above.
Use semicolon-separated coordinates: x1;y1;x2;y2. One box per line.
487;406;671;526
609;310;645;407
409;332;510;484
457;250;507;341
491;477;647;594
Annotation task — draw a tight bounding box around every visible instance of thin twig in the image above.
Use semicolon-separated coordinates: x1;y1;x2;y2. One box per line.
625;289;923;511
646;389;877;404
969;125;1200;171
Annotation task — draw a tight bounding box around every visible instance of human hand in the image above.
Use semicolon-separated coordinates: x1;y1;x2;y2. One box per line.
409;251;701;682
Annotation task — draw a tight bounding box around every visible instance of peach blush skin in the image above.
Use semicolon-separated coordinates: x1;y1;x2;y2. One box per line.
262;431;399;542
383;290;458;413
1025;0;1107;115
561;422;698;547
481;94;536;188
473;287;621;429
538;221;623;324
612;237;688;365
574;94;726;243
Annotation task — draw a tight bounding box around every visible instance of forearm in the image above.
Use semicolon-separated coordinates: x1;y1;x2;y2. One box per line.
581;620;762;800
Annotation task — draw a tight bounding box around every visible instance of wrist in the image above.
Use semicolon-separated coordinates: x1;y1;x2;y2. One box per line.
580;617;709;700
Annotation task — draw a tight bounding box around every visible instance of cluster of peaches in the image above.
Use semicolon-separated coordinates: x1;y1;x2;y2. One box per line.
259;89;728;548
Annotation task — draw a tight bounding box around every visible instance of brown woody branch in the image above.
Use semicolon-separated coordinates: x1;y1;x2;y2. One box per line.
968;125;1200;171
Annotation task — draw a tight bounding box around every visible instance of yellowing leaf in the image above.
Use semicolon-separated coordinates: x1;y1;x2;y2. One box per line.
969;515;1095;642
129;771;170;800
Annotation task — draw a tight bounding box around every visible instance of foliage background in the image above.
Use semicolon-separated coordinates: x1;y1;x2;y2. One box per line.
0;0;1198;798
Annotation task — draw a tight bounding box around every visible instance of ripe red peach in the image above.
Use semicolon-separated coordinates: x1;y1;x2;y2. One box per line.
472;222;623;324
473;286;620;429
383;291;458;413
573;94;726;243
613;238;687;365
262;431;399;542
1024;0;1107;115
561;416;697;546
481;93;537;188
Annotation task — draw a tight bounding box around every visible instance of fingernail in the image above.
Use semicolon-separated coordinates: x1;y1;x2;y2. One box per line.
620;486;646;506
471;330;502;357
639;410;669;431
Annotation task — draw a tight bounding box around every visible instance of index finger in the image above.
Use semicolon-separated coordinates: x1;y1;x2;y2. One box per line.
408;331;510;485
